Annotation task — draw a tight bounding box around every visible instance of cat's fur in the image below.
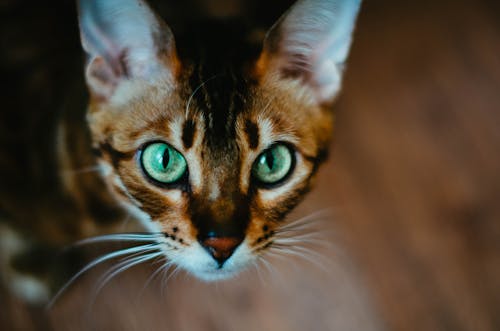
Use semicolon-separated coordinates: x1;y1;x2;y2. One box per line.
0;0;361;304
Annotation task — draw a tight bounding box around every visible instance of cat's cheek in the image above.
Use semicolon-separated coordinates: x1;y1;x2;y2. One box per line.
104;171;142;208
160;190;183;206
95;165;160;231
244;216;272;246
117;199;162;234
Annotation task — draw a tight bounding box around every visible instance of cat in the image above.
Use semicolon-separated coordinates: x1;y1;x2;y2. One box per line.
0;0;361;305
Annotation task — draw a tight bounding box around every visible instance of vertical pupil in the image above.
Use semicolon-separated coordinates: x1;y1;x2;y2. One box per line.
161;148;170;169
265;150;275;170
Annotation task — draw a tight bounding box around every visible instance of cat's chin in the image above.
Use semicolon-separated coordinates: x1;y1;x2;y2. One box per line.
191;269;241;282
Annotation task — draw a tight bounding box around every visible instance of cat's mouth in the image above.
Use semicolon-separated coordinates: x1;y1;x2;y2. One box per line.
170;241;252;281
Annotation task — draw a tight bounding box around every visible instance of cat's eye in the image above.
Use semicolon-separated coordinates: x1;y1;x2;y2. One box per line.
140;142;187;184
252;144;294;186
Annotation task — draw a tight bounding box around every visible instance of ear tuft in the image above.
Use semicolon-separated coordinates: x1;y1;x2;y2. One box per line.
258;0;362;104
78;0;178;100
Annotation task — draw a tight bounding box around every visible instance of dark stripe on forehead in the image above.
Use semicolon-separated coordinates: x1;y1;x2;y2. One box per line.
244;119;260;149
182;119;196;149
177;20;260;150
188;65;246;148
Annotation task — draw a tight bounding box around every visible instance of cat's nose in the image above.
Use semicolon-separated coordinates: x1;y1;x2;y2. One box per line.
201;236;242;266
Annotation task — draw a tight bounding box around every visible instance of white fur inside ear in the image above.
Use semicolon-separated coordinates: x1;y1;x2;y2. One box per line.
78;0;176;98
313;58;343;102
266;0;362;102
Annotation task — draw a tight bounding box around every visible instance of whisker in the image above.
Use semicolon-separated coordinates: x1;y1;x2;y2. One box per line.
98;247;162;281
256;256;273;281
114;244;162;262
92;251;164;301
46;243;159;309
270;244;331;272
281;209;332;230
161;265;179;298
252;256;267;286
273;242;329;257
274;235;334;249
270;246;317;264
71;233;164;247
276;230;331;240
275;229;330;240
263;248;301;273
278;222;329;237
138;257;171;299
273;207;343;274
250;260;266;286
258;255;285;284
277;220;330;233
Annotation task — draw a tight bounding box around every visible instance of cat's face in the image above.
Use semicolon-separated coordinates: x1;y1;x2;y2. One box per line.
79;0;361;280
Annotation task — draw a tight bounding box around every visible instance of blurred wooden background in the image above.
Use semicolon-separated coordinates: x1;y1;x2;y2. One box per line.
1;0;499;330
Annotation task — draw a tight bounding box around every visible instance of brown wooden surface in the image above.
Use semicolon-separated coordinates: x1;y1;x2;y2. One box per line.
1;0;499;330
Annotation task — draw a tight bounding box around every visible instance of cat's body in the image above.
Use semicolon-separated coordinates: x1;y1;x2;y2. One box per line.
0;0;361;304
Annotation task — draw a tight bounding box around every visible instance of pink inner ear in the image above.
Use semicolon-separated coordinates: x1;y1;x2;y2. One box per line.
78;0;180;101
257;0;362;104
86;56;120;99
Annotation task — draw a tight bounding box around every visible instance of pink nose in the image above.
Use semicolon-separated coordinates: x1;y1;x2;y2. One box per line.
201;237;242;266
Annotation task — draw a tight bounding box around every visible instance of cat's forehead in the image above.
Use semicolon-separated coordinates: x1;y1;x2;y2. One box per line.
184;66;248;145
173;21;261;147
181;68;302;155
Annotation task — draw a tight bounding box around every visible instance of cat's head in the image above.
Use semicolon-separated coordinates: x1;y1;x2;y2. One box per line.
77;0;361;280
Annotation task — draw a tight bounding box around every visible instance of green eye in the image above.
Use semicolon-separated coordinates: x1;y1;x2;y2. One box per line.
252;144;294;185
140;142;187;184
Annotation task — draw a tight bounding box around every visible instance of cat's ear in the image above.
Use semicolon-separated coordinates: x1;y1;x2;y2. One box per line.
77;0;179;100
257;0;362;104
